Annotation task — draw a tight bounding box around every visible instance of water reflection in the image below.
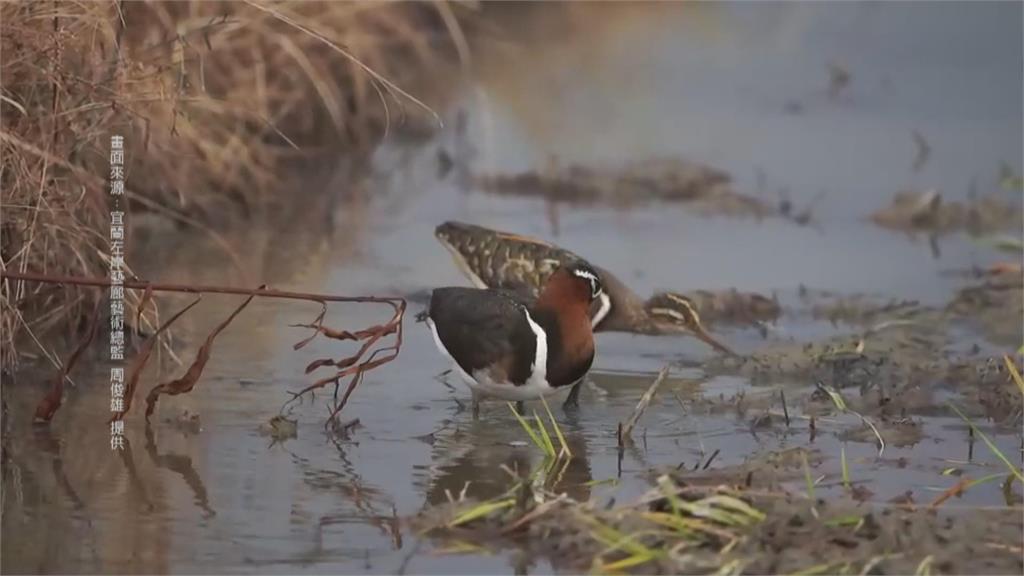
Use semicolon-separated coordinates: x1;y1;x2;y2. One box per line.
32;425;87;512
421;419;595;507
119;435;157;514
144;424;214;518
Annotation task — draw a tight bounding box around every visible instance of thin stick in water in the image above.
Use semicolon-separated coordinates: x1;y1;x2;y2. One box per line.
620;366;670;440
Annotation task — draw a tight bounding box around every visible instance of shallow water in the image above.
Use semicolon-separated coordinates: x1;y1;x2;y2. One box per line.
3;3;1022;574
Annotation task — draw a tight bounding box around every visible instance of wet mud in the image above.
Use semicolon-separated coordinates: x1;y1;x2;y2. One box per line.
472;157;775;218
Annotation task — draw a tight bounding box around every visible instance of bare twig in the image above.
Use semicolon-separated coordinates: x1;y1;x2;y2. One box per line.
620;366;670;441
780;389;790;427
33;297;102;422
112;296;200;422
144;289;261;418
4;271;407;425
0;271;403;306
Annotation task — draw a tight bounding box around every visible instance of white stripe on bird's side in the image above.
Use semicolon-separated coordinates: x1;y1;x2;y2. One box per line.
522;308;549;393
425;310;558;401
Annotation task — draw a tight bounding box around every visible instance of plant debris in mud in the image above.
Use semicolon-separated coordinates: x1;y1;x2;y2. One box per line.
259;415;298;442
870;189;1019;236
412;473;1024;575
708;273;1023;430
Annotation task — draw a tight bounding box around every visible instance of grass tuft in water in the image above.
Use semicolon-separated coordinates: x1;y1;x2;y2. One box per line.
948;403;1024;483
447;498;516;528
802;451;816;500
841;445;851;490
1005;354;1024;396
508;397;572;460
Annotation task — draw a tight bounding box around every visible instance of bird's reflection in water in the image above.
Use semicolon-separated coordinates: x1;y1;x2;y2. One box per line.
144;424;214;518
421;418;595;507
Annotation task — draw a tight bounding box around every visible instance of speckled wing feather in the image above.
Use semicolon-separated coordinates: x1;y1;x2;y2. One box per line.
427;287;536;385
435;221;580;297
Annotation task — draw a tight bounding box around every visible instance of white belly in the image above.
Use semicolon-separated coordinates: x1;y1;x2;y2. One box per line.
464;369;559;401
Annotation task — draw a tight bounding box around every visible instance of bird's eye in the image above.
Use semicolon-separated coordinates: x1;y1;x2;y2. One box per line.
572;268;602;299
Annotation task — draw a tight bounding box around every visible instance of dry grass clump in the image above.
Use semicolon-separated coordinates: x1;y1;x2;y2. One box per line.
1;1;463;367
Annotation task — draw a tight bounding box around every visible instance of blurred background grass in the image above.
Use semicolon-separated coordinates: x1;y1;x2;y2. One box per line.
0;0;470;368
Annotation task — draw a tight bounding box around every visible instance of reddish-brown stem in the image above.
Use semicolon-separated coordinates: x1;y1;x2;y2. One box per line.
8;270;408;426
1;271;404;306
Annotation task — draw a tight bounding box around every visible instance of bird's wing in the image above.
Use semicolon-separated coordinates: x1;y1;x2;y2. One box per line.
494;230;552;248
435;221;579;295
427;288;534;381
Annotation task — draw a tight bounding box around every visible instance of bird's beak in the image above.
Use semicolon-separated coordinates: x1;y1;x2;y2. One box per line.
689;323;738;357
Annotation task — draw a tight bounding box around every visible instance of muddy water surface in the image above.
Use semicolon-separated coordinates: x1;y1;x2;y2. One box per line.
3;3;1022;574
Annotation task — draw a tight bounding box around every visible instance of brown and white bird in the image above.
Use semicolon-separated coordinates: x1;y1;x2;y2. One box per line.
433;221;738;355
419;261;604;417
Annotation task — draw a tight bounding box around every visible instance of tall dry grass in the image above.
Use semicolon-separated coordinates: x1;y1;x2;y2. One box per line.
0;1;465;368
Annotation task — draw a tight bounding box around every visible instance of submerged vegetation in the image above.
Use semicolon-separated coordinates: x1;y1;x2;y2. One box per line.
0;0;464;366
415;380;1024;574
415;448;1023;574
415;358;1024;572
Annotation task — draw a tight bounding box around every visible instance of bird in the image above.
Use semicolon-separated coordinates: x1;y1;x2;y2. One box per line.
433;221;736;355
418;260;604;418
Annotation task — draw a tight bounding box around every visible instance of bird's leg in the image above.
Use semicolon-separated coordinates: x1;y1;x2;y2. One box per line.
472;392;481;421
515;400;525;414
562;380;583;411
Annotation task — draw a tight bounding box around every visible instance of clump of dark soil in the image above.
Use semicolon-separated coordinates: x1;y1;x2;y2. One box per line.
473;157;774;217
870;190;1019;235
708;272;1022;427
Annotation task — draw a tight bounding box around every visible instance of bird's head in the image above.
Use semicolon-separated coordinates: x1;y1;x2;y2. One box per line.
645;292;737;356
539;260;605;310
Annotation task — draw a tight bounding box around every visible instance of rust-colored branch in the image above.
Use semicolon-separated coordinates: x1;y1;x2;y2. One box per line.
34;297;103;423
144;290;260;419
111;296;201;422
0;271;404;305
7;270;407;426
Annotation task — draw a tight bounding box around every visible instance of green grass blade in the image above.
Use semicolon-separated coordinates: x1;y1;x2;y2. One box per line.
447;498;515;527
791;563;838;576
533;410;556;458
713;560;744;576
841;446;851;489
702;495;766;523
600;551;657;572
1005;355;1024;396
583;478;619;488
964;472;1011;490
539;394;572;458
915;555;933;576
802;451;816;499
824;514;862;528
948;403;1024;482
508;403;546;452
818;384;848;412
